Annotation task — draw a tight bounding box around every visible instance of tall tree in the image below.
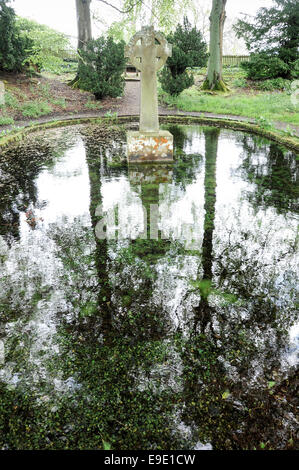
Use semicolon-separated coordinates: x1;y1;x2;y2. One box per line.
234;0;299;66
202;0;228;92
76;0;92;51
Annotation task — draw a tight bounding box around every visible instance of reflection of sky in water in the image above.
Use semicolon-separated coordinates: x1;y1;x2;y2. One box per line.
0;126;298;425
19;139;91;238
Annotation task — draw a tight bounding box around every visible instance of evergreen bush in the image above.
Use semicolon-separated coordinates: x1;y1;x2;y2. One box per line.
0;0;31;72
159;17;208;96
241;54;290;80
77;36;126;99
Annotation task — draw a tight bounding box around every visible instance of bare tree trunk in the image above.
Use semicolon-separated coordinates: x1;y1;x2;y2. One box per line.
76;0;92;51
70;0;92;86
219;1;226;77
202;0;228;92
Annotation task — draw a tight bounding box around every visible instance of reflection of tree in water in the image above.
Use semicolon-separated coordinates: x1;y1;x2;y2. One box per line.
164;124;204;191
180;128;299;450
193;128;219;333
0;130;79;242
40;129;184;449
236;135;299;214
0;143;45;241
0;125;298;450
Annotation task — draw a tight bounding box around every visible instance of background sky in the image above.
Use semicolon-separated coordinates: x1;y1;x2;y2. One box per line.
12;0;274;48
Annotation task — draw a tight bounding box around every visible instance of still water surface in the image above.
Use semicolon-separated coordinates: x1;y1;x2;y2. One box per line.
0;124;298;449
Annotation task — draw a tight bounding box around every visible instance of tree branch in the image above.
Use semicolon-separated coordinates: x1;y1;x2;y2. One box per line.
93;0;142;14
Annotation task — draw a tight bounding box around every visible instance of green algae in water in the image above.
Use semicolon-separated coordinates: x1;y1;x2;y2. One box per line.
0;124;298;450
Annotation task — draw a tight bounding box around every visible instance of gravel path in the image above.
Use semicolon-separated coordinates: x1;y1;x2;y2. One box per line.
1;80;298;137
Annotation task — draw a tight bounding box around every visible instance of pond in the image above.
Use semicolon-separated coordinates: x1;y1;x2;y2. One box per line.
0;123;298;450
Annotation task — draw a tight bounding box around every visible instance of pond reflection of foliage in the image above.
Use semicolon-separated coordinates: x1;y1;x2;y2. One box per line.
236;135;299;214
0;129;79;242
0;124;298;450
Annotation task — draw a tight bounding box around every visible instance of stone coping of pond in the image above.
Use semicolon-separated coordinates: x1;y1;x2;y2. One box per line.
0;113;298;154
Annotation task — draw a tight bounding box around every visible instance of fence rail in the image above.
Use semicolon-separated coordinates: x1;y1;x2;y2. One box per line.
126;55;251;74
222;55;250;66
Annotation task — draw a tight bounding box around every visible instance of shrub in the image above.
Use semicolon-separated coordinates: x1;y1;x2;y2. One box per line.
233;77;247;88
241;53;290;80
256;78;291;91
77;36;126;99
160;68;194;97
159;17;208;96
234;0;299;71
0;0;31;72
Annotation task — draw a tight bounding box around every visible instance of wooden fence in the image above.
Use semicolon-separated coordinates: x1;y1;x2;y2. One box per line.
222;55;250;66
126;55;250;74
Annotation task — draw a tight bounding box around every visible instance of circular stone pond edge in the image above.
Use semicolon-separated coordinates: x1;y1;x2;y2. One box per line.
0;114;298;153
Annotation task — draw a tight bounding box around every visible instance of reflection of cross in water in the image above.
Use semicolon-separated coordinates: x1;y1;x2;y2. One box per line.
125;26;172;133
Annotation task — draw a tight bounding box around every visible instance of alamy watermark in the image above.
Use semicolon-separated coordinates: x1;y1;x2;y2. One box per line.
94;203;200;249
0;80;5;106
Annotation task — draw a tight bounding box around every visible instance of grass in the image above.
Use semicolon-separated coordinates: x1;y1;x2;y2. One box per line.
84;99;103;110
160;87;299;126
0;115;14;125
21;100;53;118
1;90;53;119
159;66;299;127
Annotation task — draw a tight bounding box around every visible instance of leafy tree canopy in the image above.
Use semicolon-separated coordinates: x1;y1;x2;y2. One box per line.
234;0;299;65
17;17;74;73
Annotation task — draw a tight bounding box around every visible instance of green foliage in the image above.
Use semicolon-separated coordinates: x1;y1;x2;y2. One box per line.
159;17;208;96
0;115;14;125
254;116;274;131
0;0;31;72
290;59;299;79
77;36;126;99
4;90;19;108
17;17;73;73
256;78;291;91
107;0;190;41
233;77;247;88
241;54;290;80
84;99;103;110
21;100;52;118
159;84;299;126
160;68;194;96
235;0;299;79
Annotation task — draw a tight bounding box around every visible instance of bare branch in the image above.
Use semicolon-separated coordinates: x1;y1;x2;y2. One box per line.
93;0;142;14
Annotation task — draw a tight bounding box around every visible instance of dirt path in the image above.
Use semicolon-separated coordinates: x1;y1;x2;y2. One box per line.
1;80;298;137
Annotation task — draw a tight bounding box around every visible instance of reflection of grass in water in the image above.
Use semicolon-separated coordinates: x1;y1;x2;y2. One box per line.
189;278;240;304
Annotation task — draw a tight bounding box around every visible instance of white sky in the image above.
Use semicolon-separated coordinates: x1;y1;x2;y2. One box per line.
12;0;274;46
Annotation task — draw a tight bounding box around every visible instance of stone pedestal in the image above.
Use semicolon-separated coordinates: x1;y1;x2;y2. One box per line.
127;130;173;162
125;27;173;162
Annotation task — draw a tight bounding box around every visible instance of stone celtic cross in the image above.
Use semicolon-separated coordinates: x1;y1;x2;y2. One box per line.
125;26;172;133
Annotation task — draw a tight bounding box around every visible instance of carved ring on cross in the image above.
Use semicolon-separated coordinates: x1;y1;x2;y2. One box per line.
125;26;172;73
